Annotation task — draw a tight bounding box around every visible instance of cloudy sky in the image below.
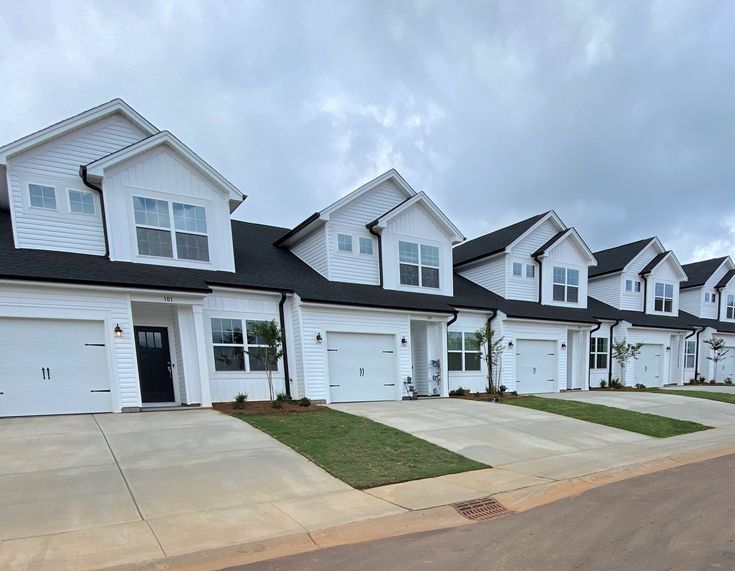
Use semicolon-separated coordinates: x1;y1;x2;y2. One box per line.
1;0;733;261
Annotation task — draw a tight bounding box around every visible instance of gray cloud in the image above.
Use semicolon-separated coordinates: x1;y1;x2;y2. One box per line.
1;0;733;261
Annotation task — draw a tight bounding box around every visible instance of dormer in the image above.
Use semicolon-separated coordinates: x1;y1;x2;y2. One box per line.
454;211;597;308
276;170;463;296
680;257;735;321
589;237;688;316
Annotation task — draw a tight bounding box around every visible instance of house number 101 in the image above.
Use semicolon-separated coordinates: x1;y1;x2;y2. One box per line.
163;296;174;303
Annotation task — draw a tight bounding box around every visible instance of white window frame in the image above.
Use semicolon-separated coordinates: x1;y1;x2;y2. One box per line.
399;240;440;289
512;262;523;277
654;281;674;313
358;236;375;256
684;340;696;369
727;294;735;319
133;196;210;262
552;266;580;303
67;188;96;216
626;279;641;293
589;337;608;370
337;233;353;253
28;182;58;211
210;317;278;373
447;331;482;372
526;264;535;278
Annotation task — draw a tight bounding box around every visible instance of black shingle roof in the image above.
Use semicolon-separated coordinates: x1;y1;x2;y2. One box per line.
639;252;669;276
589;238;655;278
453;212;549;266
587;297;705;331
717;269;735;289
681;257;729;289
532;229;569;258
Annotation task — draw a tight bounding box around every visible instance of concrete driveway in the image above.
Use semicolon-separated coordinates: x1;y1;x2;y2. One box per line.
0;409;401;569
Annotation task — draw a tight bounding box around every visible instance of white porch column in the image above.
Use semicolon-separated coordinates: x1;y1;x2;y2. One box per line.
192;304;213;407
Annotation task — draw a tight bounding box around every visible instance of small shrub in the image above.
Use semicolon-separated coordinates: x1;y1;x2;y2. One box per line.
297;397;312;407
450;387;466;397
697;375;707;385
709;379;717;385
271;399;283;409
609;378;623;389
725;378;733;385
634;383;646;390
511;391;518;396
275;392;288;402
233;392;248;409
474;391;480;398
498;385;507;396
599;380;607;389
688;378;698;385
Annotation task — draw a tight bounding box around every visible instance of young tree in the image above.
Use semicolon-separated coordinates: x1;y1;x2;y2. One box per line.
247;319;284;401
611;339;643;387
475;324;505;394
704;336;729;382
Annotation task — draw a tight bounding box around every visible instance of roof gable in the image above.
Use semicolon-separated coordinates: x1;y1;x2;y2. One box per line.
532;227;597;265
367;192;464;244
0;99;158;163
85;131;244;207
590;237;660;278
640;251;688;281
681;257;733;289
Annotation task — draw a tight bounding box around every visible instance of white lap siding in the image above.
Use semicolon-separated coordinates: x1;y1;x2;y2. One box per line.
500;320;568;393
203;290;285;402
0;282;139;411
448;312;490;393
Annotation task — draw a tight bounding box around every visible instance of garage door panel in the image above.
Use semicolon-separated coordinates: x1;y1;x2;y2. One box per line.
516;339;557;394
715;348;735;382
0;318;112;417
328;333;397;403
634;344;662;387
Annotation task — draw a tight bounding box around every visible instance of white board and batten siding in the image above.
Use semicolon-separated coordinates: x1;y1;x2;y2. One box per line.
500;320;568;393
103;146;236;271
202;290;286;402
297;304;413;402
6;114;147;255
542;237;590;308
0;282;140;411
457;254;507;297
645;259;682;316
448;312;490;393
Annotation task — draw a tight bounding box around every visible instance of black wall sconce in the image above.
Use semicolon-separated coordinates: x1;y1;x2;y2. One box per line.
561;343;567;349
401;336;407;346
114;323;123;338
508;341;514;348
666;346;671;351
316;332;322;343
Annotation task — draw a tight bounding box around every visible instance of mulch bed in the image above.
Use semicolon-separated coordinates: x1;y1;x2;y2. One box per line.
213;401;323;416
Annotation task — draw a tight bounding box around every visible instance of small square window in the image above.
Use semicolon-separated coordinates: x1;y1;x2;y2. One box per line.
526;264;535;278
626;280;633;292
68;189;95;215
513;262;523;276
635;281;641;292
359;236;374;255
29;184;57;210
337;233;353;252
705;292;710;303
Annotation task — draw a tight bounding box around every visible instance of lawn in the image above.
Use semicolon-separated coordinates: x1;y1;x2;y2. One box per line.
504;396;712;438
237;407;486;489
648;388;735;405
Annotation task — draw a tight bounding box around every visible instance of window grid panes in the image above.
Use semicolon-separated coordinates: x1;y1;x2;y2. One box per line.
727;295;735;319
246;320;277;372
512;262;523;276
134;196;209;262
448;332;481;371
399;241;440;289
552;266;579;303
68;189;95;215
210;318;278;372
625;280;640;293
589;337;608;369
29;184;57;210
526;264;535;278
337;233;353;252
359;236;374;255
654;282;674;313
684;340;696;369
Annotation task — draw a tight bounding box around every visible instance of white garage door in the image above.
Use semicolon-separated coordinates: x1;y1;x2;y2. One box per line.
715;348;735;382
516;339;557;394
0;318;113;417
635;344;663;387
327;332;397;402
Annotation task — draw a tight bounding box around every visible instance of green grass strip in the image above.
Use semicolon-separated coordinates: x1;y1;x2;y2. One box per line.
648;388;735;405
237;408;486;489
504;396;712;438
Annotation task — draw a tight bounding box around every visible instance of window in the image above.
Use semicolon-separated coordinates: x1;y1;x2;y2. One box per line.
337;233;353;252
447;332;481;371
705;292;716;304
512;262;523;277
359;236;374;255
399;241;440;288
29;183;57;210
210;318;278;372
526;264;535;278
68;189;95;215
625;279;641;293
589;337;608;369
552;267;579;303
684;340;696;369
134;197;209;261
654;282;674;312
727;295;735;319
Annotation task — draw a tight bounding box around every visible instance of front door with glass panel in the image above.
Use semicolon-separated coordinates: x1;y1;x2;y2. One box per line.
135;326;175;403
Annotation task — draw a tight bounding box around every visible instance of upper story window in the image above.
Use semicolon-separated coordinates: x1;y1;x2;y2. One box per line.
654;282;674;312
29;183;57;210
704;292;717;304
133;196;209;262
68;189;95;215
399;241;440;289
625;279;641;293
512;262;523;277
359;236;374;255
552;266;579;303
447;332;481;371
512;262;534;279
684;340;696;368
526;264;535;278
727;295;735;319
337;233;353;252
210;318;277;372
589;337;608;369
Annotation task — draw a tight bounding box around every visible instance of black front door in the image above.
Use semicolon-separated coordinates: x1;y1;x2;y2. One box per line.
134;326;175;403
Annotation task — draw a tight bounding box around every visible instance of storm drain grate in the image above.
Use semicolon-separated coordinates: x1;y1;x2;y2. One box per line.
452;497;513;521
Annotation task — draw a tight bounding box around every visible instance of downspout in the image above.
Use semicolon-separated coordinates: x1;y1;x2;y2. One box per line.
368;226;384;287
532;253;543;303
694;327;702;380
608;319;622;384
716;286;724;321
447;309;459;327
79;165;110;258
683;327;698;384
641;274;648;312
587;321;602;389
278;292;292;399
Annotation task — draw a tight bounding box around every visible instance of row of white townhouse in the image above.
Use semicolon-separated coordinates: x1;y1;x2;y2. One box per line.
1;99;733;416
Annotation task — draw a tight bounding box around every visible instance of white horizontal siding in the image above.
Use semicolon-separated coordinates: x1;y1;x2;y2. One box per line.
507;256;538;301
329;180;408;226
679;288;701;317
620;271;644;311
627;242;660;274
448;312;491;393
457;254;507;297
589;275;622;308
291;226;329;278
326;224;380;284
646;259;682;316
589;322;612;388
511;218;559;258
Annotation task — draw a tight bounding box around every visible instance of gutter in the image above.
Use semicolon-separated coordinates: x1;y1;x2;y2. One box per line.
79;165;111;258
608;319;621;384
587;321;602;389
447;309;459;327
368;225;384;287
278;292;291;399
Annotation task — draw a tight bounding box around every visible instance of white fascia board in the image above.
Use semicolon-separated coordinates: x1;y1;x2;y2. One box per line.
320;168;416;218
86;131;244;202
0;98;159;163
536;227;597;266
506;210;566;252
370;191;465;243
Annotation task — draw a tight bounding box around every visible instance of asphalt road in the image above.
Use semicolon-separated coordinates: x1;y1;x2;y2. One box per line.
235;453;735;571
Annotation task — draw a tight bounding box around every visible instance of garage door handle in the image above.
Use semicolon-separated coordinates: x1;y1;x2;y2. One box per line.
41;367;46;380
47;368;51;380
547;379;555;382
329;384;340;387
384;383;395;386
90;389;111;393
